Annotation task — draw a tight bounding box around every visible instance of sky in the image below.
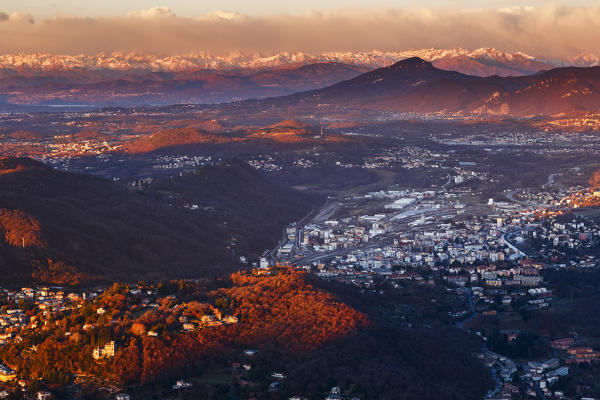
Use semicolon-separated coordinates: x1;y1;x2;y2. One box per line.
0;1;599;57
2;0;599;18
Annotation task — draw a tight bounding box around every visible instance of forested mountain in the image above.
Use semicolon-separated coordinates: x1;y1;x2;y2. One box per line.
0;158;316;285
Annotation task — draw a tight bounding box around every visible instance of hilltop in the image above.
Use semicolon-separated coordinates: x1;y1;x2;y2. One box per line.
232;58;600;117
122;128;234;154
121;121;349;154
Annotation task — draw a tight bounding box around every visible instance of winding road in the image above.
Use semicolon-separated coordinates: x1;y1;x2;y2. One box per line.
457;288;503;398
506;173;557;205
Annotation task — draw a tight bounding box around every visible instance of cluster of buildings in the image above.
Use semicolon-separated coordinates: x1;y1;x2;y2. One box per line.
531;213;600;268
283;190;533;279
245;145;454;174
362;146;444;169
181;313;238;332
273;177;600;289
0;287;88;345
483;334;600;400
0;364;16;383
265;174;600;399
538;115;600;132
247;155;284;171
152;155;217;170
435;130;600;147
436;131;558;146
564;346;600;365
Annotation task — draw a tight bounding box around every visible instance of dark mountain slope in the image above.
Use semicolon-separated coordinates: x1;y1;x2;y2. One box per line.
0;158;235;285
232;58;600;117
147;159;322;255
0;158;318;285
477;66;600;116
292;57;472;106
385;74;535;113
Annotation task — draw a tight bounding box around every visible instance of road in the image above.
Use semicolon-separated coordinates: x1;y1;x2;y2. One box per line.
267;229;289;262
441;175;453;192
310;201;341;224
455;287;476;329
503;225;540;259
457;288;503;399
544;173;555;187
506;189;528;205
484;348;504;399
506;172;557;205
502;229;529;258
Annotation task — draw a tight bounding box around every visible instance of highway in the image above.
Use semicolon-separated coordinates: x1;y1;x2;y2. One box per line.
502;229;528;258
310;201;341;224
506;173;557;205
506;189;529;205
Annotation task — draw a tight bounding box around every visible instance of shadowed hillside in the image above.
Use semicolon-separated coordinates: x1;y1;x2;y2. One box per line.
0;157;236;285
0;158;318;286
147;159;322;255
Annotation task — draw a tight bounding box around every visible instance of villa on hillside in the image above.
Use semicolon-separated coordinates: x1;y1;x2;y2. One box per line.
92;341;117;360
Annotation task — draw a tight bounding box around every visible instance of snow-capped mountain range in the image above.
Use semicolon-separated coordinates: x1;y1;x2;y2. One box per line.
2;48;600;108
0;48;598;76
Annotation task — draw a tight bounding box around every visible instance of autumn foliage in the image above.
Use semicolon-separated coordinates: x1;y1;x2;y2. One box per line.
0;269;368;387
122;127;234;154
0;208;46;248
590;170;600;189
0;207;87;286
218;270;369;353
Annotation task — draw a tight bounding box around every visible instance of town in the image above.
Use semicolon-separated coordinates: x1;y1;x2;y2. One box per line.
264;171;600;400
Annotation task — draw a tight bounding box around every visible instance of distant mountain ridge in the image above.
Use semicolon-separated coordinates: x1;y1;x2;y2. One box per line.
0;62;369;106
2;49;600;111
245;58;600;117
1;48;597;75
1;48;598;107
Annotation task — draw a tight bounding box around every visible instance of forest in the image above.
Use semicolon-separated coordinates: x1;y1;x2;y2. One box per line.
0;268;493;399
0;157;317;286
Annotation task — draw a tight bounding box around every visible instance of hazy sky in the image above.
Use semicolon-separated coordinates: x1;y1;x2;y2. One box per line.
3;0;599;18
1;1;599;57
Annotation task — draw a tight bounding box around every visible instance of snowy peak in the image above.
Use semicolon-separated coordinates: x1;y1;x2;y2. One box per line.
2;48;600;108
0;47;579;76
